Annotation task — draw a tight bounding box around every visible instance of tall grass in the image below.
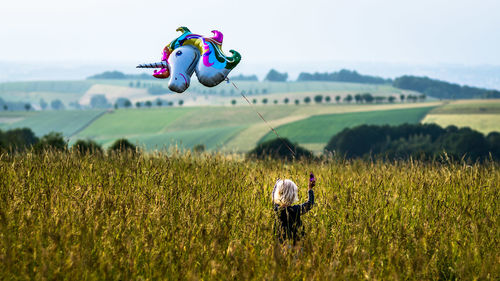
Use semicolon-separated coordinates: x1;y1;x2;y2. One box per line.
0;151;498;280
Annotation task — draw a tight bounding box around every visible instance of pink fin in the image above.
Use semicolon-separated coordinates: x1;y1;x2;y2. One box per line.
210;30;223;44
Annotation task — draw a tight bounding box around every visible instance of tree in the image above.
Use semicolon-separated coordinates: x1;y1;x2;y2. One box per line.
193;144;205;153
354;94;362;103
145;101;152;108
400;94;405;103
90;94;110;109
344;95;353;103
295;99;300;105
362;93;374;103
108;138;136;153
73;139;103;155
168;101;174;106
273;100;278;104
335;96;341;103
136;81;141;88
0;128;38;152
124;99;132;108
304;97;311;104
388;96;396;103
262;98;268;104
419;94;427;101
178;100;184;106
51;99;65;110
87;71;126;79
325;96;331;103
231;99;237;105
314;95;323;103
230;74;259;81
247;138;313;161
24;103;31;111
284;98;289;104
129;81;134;87
156;99;163;107
3;105;7;111
34;132;67;152
136;101;142;108
39;99;48;110
264;69;288;82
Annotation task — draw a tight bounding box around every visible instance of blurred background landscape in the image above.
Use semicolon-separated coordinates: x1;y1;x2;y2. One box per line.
1;0;500;158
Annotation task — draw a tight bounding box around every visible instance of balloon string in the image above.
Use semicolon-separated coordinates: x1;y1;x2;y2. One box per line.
227;78;296;158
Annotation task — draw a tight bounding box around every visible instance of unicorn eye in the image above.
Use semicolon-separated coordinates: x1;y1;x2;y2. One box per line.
176;51;182;56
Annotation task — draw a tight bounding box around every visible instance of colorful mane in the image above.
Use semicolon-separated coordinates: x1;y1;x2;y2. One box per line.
164;27;241;71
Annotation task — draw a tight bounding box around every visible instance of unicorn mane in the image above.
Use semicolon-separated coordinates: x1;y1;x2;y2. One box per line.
166;27;241;70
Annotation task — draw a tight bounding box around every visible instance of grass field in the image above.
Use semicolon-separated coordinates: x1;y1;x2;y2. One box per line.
260;106;436;146
75;108;193;138
422;114;500;135
422;99;500;134
0;152;498;279
1;110;106;137
128;125;248;150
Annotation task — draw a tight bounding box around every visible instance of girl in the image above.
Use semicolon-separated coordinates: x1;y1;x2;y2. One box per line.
272;175;315;244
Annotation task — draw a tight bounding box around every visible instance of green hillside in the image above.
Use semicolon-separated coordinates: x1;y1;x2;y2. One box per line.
2;110;106;137
128;125;247;151
75;108;193;138
260;106;436;145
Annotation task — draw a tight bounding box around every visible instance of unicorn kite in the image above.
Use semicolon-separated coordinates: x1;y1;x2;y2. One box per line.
137;27;241;93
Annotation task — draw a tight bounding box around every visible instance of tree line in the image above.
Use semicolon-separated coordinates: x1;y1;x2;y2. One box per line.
326;123;500;162
0;128;136;154
297;69;392;84
249;123;500;163
393;76;500;99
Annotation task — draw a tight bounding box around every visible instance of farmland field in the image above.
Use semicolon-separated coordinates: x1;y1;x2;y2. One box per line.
260;106;436;147
75;108;193;138
0;152;498;280
422;99;500;134
1;110;106;137
128;125;247;150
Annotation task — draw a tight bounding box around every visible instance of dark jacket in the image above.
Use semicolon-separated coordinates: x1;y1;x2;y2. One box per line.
273;189;314;243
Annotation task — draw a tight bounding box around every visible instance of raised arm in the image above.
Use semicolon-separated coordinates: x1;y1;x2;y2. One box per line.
299;178;315;214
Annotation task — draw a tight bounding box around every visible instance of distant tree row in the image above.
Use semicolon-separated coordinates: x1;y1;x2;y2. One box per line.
325;123;500;162
87;71;154;80
393;76;500;99
297;69;392;84
0;127;137;154
230;93;421;106
230;74;258;81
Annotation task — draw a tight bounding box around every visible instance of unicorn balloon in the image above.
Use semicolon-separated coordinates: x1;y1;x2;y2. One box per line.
137;27;241;93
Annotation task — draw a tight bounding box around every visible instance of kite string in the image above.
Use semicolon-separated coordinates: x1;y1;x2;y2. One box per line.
226;78;296;158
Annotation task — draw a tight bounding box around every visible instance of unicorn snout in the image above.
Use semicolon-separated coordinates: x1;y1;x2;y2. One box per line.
168;73;190;93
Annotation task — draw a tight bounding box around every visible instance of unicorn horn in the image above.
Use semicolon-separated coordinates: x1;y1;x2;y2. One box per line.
136;61;168;68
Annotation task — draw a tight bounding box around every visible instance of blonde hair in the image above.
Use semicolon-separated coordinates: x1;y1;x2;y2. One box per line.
273;179;299;206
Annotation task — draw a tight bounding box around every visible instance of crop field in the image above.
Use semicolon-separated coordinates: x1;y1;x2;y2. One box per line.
127;125;248;151
0;151;498;280
75;108;193;138
1;110;106;137
69;103;440;151
260;106;436;147
422;99;500;135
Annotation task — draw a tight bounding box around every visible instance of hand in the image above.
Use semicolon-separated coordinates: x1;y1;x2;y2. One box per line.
308;179;315;189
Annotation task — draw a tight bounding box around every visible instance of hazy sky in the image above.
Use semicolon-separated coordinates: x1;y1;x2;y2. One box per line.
1;0;499;67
